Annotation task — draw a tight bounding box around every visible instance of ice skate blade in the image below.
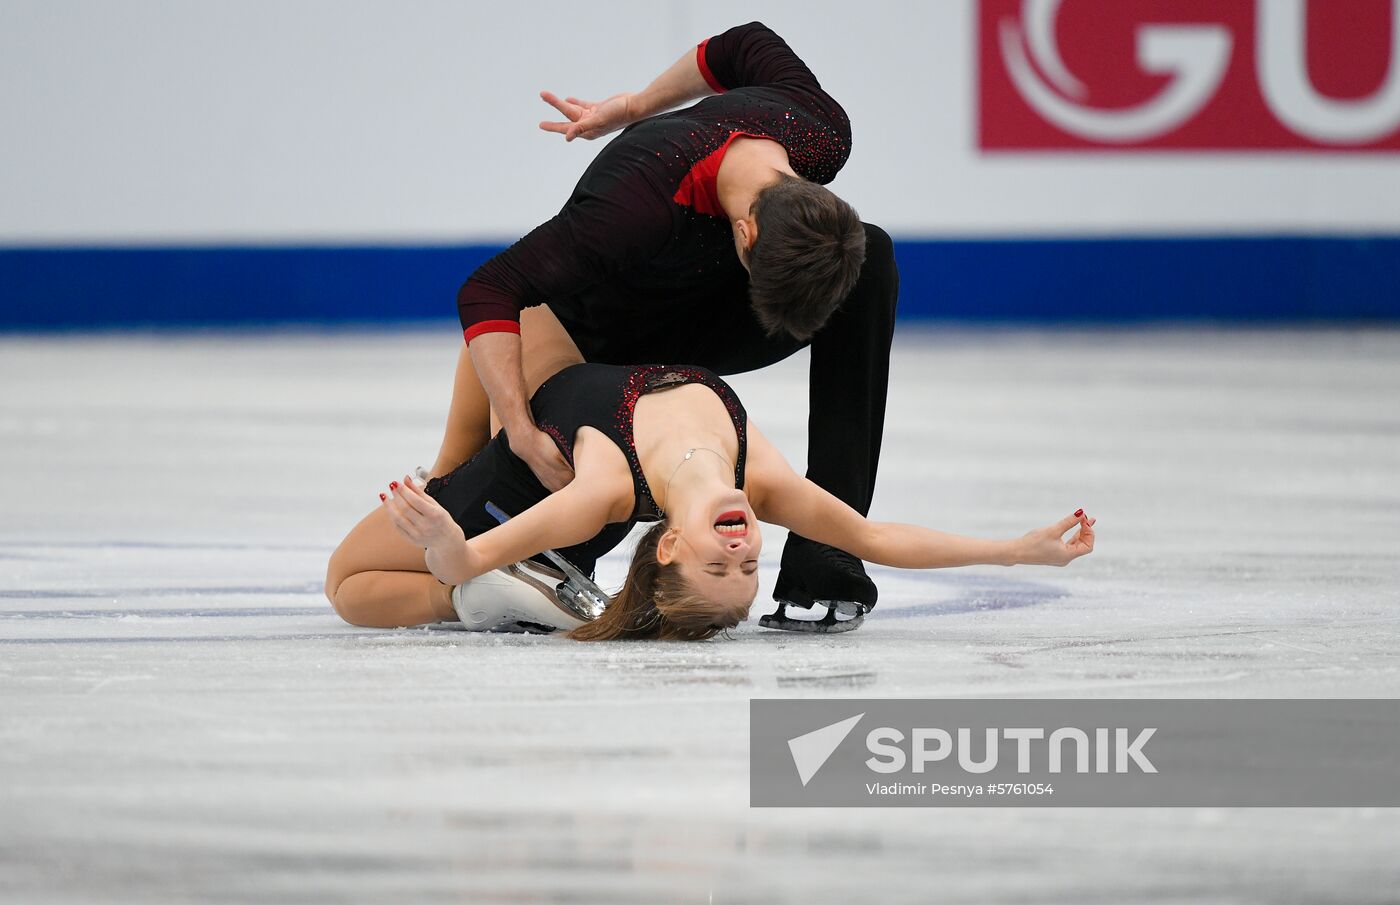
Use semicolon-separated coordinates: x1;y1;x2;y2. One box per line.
424;620;554;635
758;611;865;634
787;597;869;617
758;601;866;634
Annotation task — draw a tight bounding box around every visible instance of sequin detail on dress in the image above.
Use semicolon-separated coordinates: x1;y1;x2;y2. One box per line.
531;363;748;522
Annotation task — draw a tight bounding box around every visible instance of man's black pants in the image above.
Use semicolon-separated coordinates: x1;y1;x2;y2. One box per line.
550;223;899;519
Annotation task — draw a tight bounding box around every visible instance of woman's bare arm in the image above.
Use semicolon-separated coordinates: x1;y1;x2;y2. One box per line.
744;423;1095;569
384;472;628;586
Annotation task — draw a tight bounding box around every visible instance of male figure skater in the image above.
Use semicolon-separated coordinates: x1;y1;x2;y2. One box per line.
436;21;900;630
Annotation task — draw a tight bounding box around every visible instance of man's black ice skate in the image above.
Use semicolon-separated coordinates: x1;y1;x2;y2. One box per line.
760;534;877;634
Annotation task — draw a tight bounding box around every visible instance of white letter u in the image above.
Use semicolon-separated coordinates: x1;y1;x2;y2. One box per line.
1258;0;1400;143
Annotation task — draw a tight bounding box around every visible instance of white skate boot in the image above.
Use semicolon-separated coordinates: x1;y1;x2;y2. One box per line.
451;560;593;634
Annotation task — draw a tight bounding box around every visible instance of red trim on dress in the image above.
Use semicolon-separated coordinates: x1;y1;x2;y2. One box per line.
672;131;779;218
696;38;726;94
463;319;521;344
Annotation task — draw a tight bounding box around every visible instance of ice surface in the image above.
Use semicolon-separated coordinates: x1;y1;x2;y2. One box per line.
2;325;1398;903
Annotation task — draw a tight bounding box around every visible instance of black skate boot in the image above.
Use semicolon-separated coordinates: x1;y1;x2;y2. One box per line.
760;534;877;634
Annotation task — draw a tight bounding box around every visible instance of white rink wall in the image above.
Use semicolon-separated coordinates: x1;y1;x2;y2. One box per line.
5;0;1400;244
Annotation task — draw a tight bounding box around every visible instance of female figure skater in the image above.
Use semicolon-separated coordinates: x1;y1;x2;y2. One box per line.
325;314;1096;641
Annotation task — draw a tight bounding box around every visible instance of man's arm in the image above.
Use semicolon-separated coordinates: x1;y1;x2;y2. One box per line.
457;189;669;489
466;331;572;490
537;21;819;142
697;22;823;95
538;47;715;142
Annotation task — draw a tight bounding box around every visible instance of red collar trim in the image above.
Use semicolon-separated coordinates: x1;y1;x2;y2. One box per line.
672;131;776;218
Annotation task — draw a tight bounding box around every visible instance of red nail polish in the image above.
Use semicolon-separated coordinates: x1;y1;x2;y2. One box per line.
1074;509;1084;517
390;482;398;490
379;493;387;502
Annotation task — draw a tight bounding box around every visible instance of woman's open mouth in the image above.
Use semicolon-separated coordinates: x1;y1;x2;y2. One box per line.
714;510;748;537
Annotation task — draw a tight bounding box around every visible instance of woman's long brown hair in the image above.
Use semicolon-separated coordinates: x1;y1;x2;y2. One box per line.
569;523;751;641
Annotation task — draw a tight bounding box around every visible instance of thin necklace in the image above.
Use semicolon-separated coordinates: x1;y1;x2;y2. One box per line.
661;447;732;515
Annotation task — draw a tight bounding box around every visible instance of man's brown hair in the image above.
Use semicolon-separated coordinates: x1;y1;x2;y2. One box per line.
746;175;866;342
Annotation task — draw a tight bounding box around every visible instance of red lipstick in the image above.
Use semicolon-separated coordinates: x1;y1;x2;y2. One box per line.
714;510;749;538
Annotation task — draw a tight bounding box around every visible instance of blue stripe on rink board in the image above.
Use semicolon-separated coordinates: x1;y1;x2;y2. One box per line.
898;236;1400;322
2;236;1398;329
0;244;500;329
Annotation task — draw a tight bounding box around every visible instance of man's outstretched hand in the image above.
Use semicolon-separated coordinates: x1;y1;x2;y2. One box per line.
538;91;637;141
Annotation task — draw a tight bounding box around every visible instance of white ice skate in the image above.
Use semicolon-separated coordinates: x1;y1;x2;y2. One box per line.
451;560;594;634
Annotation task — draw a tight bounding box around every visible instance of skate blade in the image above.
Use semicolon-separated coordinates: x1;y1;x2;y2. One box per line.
780;596;869;618
759;602;865;634
422;620;556;635
423;621;468;632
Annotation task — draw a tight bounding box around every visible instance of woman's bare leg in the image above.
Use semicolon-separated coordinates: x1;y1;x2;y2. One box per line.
340;307;586;623
325;505;456;628
430;345;492;478
435;307;587;464
521;305;586;392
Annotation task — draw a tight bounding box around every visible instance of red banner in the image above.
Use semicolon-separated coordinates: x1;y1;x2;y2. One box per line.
979;0;1400;150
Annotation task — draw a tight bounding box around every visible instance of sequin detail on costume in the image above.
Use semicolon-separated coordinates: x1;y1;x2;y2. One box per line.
532;363;748;522
622;365;746;519
537;422;574;467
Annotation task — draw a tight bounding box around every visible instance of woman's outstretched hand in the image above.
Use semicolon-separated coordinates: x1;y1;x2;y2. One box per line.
538;90;636;141
1017;509;1096;566
381;475;474;584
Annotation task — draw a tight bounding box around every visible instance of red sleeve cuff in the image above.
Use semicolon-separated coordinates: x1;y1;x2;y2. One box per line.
696;38;727;93
463;319;521;344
